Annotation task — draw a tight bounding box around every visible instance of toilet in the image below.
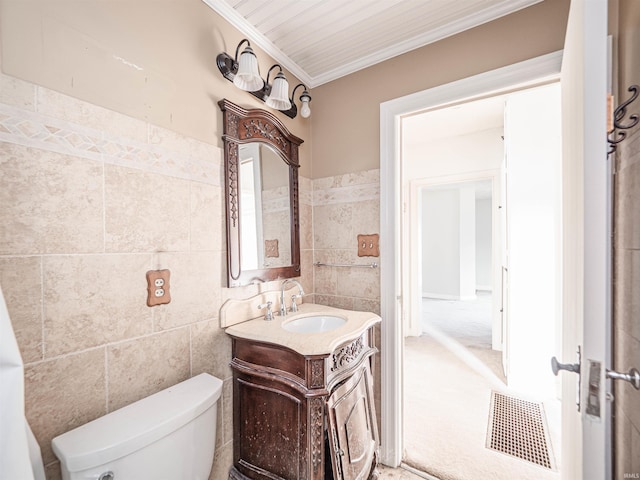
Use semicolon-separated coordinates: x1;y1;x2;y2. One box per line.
51;373;223;480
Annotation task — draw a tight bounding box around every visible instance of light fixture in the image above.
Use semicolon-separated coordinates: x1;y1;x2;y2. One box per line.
217;39;264;92
291;83;312;119
265;65;291;111
216;40;311;118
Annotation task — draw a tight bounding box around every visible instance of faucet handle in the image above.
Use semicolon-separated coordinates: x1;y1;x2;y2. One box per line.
290;294;302;313
257;301;273;321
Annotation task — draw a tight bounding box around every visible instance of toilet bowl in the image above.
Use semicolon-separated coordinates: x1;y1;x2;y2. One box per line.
52;373;223;480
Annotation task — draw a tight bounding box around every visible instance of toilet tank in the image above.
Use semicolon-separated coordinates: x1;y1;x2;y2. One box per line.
52;373;223;480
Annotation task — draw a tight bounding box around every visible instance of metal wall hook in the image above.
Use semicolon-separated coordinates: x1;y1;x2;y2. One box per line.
608;84;639;154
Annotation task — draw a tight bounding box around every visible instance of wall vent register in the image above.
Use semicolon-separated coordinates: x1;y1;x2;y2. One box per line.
486;391;556;470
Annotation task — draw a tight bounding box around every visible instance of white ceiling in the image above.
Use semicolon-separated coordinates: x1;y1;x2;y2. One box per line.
203;0;543;88
403;93;506;143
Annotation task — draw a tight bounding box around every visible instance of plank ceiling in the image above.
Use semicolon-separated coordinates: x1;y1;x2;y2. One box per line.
203;0;542;87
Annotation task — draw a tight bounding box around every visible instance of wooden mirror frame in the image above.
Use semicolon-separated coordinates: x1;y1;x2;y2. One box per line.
219;99;303;287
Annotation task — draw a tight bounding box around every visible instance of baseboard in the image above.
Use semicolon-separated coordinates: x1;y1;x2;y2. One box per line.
422;293;477;301
476;285;493;292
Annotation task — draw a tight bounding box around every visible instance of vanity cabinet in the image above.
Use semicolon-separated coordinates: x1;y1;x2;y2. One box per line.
228;327;379;480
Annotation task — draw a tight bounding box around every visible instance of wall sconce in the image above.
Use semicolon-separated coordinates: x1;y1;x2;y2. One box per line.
216;39;311;119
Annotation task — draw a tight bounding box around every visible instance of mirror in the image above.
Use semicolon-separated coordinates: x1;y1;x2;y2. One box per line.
239;143;291;270
219;99;303;287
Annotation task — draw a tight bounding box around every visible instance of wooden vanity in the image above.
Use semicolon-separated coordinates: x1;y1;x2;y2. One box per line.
227;324;380;480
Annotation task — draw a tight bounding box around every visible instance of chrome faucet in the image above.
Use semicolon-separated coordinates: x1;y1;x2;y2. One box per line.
280;279;305;316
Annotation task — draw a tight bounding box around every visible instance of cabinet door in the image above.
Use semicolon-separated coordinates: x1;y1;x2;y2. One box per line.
327;364;379;480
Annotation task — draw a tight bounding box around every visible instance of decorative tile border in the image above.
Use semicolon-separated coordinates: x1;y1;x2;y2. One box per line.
0;101;222;186
311;169;380;206
312;182;380;206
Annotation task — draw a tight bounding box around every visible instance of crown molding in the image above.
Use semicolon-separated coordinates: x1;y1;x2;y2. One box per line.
202;0;313;86
203;0;542;88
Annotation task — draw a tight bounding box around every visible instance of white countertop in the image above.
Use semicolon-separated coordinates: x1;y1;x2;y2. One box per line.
224;303;381;356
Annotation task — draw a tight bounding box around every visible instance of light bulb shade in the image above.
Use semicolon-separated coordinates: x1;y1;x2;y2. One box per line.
233;46;264;92
300;92;311;118
265;71;291;110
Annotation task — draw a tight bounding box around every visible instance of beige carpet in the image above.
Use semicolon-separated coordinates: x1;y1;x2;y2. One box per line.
403;330;560;480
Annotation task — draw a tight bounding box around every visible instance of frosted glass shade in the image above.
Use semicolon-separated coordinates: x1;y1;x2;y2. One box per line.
265;71;291;110
233;46;263;92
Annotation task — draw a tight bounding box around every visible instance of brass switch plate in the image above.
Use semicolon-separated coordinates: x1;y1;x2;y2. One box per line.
146;270;171;307
358;234;380;257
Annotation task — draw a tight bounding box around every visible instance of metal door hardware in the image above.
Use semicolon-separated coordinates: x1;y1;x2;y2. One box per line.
551;357;580;375
586;360;602;418
551;346;582;411
606;367;640;390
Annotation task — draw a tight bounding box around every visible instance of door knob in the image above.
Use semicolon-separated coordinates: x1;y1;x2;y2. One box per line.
551;356;580;376
606;367;640;390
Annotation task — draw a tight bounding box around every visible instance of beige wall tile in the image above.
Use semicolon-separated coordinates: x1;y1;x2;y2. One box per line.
314;294;354;310
215;394;223;448
153;252;221;330
43;254;153;357
37;87;148;143
617;329;640;430
0;73;35;110
616;249;640;342
0;256;42;362
300;203;314;250
299;249;314;296
191;320;232;381
632;424;640;474
24;348;106;465
0;142;103;255
191;182;224;252
107;327;190;411
104;164;191;252
209;441;233;480
44;461;62;480
352;199;380;237
353;297;381;315
222;378;233;445
617;159;640;250
313;203;353;250
313;250;356;296
337;262;380;300
614;408;632;479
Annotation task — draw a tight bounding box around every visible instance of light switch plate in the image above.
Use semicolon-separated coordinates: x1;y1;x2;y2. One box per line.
146;270;171;307
358;234;380;257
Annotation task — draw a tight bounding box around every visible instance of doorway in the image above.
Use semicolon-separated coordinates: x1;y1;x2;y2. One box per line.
400;83;562;479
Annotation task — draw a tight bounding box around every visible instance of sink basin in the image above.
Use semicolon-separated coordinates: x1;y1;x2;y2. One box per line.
282;315;347;334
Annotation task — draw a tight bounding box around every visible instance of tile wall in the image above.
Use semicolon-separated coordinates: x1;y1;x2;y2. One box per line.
310;169;382;431
311;169;381;313
613;124;640;475
0;73;381;480
0;72;314;480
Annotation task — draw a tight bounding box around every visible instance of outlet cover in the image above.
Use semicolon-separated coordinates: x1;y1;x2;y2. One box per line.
357;234;380;257
146;270;171;307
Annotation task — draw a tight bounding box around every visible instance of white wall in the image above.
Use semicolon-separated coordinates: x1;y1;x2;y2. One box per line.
404;127;504;182
459;186;477;299
475;198;493;290
421;189;460;298
421;186;477;300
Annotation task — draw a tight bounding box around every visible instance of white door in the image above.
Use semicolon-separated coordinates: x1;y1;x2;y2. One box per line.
559;0;610;479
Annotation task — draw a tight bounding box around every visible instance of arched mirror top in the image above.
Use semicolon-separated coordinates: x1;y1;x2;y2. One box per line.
218;99;303;167
218;99;303;287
